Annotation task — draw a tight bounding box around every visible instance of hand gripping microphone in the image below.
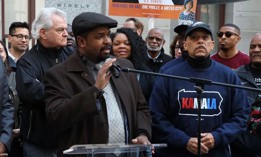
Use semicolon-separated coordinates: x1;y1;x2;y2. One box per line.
105;58;121;79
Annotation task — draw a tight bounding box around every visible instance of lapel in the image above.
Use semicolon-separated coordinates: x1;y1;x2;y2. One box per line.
110;59;125;100
110;59;133;118
66;53;95;85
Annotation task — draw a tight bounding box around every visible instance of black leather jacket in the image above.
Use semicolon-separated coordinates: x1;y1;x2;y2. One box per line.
235;64;260;104
16;42;74;148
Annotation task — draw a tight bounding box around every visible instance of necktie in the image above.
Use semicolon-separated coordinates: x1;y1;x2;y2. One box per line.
94;63;125;144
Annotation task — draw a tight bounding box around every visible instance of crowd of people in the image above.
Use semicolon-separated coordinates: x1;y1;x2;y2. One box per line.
0;7;260;157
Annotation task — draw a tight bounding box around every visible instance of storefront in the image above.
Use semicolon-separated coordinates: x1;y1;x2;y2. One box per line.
0;0;258;53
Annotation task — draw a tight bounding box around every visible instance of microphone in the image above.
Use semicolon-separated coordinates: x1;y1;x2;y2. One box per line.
105;58;121;79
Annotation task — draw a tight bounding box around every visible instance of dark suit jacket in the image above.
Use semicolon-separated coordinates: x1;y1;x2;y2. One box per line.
44;53;151;156
0;60;14;151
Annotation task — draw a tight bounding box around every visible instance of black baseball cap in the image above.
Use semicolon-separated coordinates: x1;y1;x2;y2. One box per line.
72;12;118;37
185;21;212;39
174;24;189;34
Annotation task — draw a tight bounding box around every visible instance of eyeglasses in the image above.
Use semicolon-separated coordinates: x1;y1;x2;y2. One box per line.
217;31;239;38
147;36;163;42
175;46;180;51
11;34;31;40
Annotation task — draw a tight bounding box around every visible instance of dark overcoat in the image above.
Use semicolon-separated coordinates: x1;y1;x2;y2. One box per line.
44;53;151;156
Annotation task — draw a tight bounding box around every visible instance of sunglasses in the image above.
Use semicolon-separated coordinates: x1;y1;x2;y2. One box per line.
217;31;239;38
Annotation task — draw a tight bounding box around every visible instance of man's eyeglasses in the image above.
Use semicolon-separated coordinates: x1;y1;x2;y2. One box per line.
217;31;239;38
11;34;31;40
147;36;163;42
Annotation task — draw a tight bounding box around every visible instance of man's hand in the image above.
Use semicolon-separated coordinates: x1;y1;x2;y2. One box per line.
95;58;116;90
201;133;215;150
186;137;209;155
131;135;150;145
132;135;154;154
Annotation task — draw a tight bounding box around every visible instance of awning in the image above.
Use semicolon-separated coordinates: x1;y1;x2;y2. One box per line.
198;0;248;4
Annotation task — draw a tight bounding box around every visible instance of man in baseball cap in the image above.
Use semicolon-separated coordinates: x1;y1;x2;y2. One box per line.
159;23;189;73
185;21;213;39
150;21;250;157
44;12;152;156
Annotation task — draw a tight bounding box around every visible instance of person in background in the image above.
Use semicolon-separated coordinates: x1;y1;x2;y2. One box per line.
170;35;182;59
43;12;151;157
16;8;73;157
211;23;250;69
0;53;14;157
7;21;30;157
145;28;172;72
178;0;195;25
231;33;261;157
150;21;250;157
0;40;22;157
159;24;189;73
8;22;30;63
0;41;13;73
66;24;75;47
123;17;144;36
111;27;155;102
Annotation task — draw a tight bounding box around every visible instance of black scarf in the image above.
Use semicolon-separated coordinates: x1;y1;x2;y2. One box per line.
187;55;212;69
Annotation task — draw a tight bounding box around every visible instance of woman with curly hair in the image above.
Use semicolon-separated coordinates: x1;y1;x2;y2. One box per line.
111;27;155;102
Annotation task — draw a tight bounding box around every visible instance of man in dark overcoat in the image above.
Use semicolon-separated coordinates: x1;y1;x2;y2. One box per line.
44;12;152;157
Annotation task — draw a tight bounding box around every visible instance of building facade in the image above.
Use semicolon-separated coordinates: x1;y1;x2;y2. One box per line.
0;0;260;54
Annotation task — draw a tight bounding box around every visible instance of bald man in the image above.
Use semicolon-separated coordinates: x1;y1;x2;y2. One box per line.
232;33;261;157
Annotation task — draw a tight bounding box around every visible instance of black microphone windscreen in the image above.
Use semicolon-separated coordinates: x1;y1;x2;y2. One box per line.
105;58;121;79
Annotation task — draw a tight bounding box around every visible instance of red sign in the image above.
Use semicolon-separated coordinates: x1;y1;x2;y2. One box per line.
109;0;197;20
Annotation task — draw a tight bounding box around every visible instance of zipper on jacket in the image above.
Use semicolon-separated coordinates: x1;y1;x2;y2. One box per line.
27;111;33;139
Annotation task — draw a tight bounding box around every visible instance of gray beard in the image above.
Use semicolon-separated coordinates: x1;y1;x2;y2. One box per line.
147;43;163;52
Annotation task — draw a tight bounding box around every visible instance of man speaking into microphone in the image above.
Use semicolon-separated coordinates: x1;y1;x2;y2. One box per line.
43;12;151;157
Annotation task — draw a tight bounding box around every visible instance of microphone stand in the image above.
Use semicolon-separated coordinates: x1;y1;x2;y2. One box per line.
194;84;203;157
121;67;261;157
121;68;261;92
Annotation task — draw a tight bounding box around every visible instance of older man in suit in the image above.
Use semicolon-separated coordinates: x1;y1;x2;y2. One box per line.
44;12;151;157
